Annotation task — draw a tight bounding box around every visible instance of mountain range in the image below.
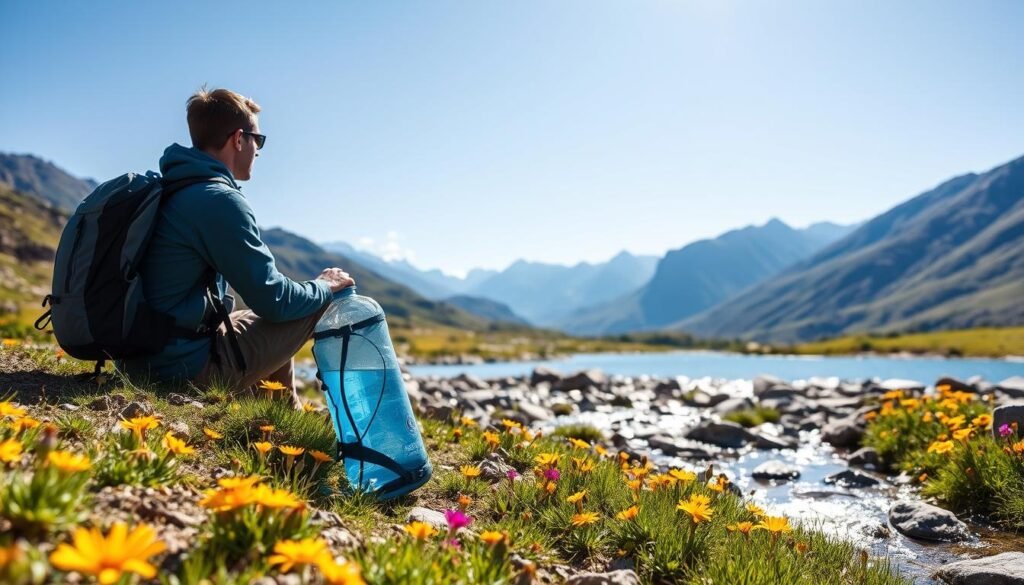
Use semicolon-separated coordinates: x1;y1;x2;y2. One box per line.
3;150;1022;343
556;219;855;334
678;155;1024;342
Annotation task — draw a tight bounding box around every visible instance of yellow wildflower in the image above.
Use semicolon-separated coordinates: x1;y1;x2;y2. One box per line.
457;494;472;510
0;401;27;419
568;438;590;450
49;522;166;584
727;521;755;535
677;494;714;524
544;481;557;494
279;445;306;457
952;428;973;442
203;427;224;440
616;505;640;521
669;468;697;482
404;521;438;540
754;516;792;534
260;424;276;433
268;538;330;573
120;415;160;439
972;414;993;429
566;490;587;504
162;433;196;456
0;438;24;464
253;485;305;510
572;457;595;473
927;440;955;454
11;416;41;433
534;452;560;468
500;419;521;431
318;558;366;585
259;380;287;392
253;441;273;456
480;530;508;545
47;450;92;472
482;431;500;449
945;415;966;430
460;464;482;479
746;503;767;517
301;402;317;413
570;512;600;527
310;450;334;463
459;416;477;427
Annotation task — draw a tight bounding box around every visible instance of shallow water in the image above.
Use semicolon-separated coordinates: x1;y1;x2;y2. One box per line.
408;350;1023;384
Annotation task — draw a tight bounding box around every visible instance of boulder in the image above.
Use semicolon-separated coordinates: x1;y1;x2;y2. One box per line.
752;460;801;481
515;402;553;423
453;373;489;390
712;397;754;415
686;421;757;449
647;435;719;459
821;416;864;448
824;469;879;488
933;552;1024;585
556;370;607;392
996;377;1024;399
935;376;975;393
120;401;154;419
407;507;448;529
530;366;562;386
753;375;788;396
754;433;796;450
479;453;515;482
888;500;969;542
847;447;880;468
993;403;1024;439
566;569;641;585
653;378;681;395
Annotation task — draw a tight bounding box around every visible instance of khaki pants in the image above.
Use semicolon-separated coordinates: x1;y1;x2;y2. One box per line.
193;305;328;405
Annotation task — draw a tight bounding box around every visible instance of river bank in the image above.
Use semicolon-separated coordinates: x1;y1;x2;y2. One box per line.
402;366;1024;583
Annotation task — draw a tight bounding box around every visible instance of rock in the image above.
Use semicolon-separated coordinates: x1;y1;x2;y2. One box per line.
847;447;880;468
996;377;1024;399
712;397;754;415
310;509;361;550
821;416;864;448
166;393;190;406
556;369;607;392
119;401;154;419
514;402;553;424
935;377;975;393
89;393;127;411
933;552;1024;585
60;403;80;411
551;402;575;416
754;433;796;450
888;500;969;542
479;453;515;482
453;373;489;390
646;435;719;459
752;460;800;481
530;366;562;386
407;507;448;529
879;378;925;393
686;421;757;449
753;374;787;394
653;378;681;395
758;386;803;400
168;421;190;437
993;403;1024;439
566;569;641;585
824;469;880;488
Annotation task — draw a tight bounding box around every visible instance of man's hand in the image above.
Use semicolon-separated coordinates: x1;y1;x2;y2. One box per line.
318;267;355;293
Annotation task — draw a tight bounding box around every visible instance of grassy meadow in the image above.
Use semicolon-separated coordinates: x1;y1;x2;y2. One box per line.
0;341;910;584
792;326;1024;358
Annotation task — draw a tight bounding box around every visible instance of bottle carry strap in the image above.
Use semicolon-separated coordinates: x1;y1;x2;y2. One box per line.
312;313;395;491
312;314;385;341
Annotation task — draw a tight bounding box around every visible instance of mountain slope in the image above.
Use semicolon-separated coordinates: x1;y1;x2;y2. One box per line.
679;156;1024;342
442;295;529;325
321;241;459;300
559;220;850;334
0;185;66;334
467;253;659;325
0;153;96;211
264;229;496;330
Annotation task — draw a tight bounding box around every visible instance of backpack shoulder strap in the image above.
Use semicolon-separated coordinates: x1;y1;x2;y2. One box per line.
160;176;233;201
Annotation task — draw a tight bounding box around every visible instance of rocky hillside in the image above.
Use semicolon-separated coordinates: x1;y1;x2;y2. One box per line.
559;220;852;335
680;155;1024;342
0;186;65;333
0;153;96;211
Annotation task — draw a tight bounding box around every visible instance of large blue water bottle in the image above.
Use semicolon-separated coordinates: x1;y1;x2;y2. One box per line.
312;286;432;499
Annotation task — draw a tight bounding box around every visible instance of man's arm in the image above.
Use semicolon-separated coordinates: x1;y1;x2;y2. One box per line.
193;188;338;322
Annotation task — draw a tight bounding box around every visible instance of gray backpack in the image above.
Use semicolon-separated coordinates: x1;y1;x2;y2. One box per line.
36;171;246;375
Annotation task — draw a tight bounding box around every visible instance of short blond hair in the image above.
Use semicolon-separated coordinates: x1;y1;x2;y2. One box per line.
186;86;261;151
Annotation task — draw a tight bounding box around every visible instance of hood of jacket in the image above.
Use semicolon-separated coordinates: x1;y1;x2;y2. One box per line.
159;143;241;190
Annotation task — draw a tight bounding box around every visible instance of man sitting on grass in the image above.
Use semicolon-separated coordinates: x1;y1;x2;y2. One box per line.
122;87;353;406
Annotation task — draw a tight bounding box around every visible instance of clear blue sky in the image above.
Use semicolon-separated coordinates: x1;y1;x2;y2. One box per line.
2;1;1023;277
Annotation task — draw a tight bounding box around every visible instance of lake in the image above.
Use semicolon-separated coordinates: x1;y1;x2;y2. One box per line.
409;350;1023;383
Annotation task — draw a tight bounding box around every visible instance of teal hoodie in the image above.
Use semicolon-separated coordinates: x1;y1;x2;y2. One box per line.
121;144;332;381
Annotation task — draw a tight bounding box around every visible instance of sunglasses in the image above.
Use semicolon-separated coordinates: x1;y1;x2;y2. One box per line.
238;130;267;150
